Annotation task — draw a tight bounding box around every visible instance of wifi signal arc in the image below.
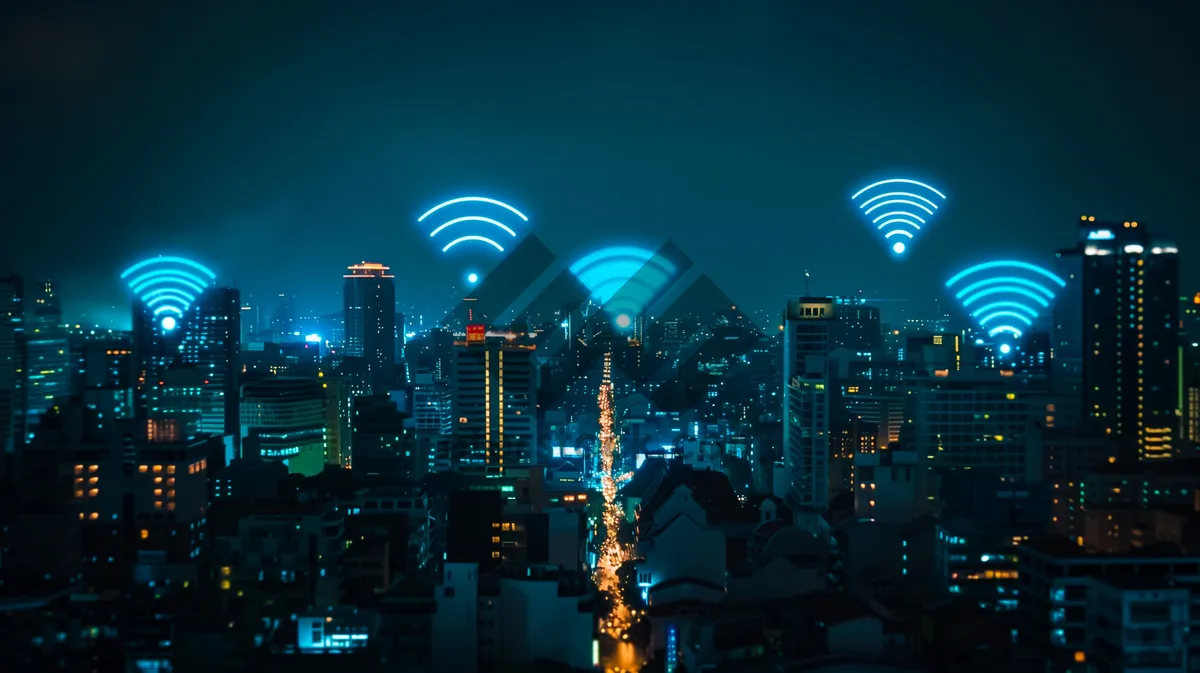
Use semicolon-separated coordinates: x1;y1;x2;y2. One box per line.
421;196;527;256
945;260;1065;341
851;177;946;256
569;246;678;328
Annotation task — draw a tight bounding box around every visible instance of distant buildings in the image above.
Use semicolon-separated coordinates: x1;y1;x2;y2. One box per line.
24;280;69;440
240;377;327;476
343;262;396;394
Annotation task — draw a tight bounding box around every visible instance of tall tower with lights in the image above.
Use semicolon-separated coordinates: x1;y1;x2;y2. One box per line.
24;280;71;440
0;275;25;452
1054;216;1180;460
783;296;835;514
343;262;396;393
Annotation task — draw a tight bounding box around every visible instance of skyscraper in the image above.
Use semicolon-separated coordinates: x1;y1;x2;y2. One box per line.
343;262;396;393
782;297;835;513
451;331;538;474
24;280;70;440
831;296;882;352
240;378;327;476
179;287;241;451
0;275;25;452
1054;217;1180;460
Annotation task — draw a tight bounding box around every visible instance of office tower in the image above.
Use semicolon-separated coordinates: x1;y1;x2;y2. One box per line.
1054;218;1180;460
351;394;419;480
0;275;24;453
239;299;257;344
343;262;396;393
451;332;538;474
76;333;134;425
782;297;834;513
132;299;183;421
908;371;1045;483
179;288;241;452
24;280;70;440
831;296;882;351
412;370;452;436
271;292;296;341
240;378;327;476
321;375;352;467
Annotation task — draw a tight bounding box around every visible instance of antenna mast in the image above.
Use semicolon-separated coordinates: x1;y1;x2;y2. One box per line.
804;263;811;296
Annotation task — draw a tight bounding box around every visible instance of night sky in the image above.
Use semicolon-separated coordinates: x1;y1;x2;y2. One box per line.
3;1;1197;326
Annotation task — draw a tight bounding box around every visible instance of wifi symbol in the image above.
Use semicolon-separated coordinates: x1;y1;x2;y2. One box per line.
569;246;678;329
945;260;1066;345
419;196;527;254
851;178;947;255
121;255;216;331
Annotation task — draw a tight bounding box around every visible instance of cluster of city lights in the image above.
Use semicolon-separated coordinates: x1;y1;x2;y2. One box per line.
594;352;638;654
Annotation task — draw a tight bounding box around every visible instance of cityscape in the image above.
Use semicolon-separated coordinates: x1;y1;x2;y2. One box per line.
3;3;1199;673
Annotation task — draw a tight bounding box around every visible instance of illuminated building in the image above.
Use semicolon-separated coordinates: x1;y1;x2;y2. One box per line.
782;297;834;514
904;332;962;374
832;296;882;351
240;378;327;476
321;374;352;467
450;332;538;473
350;394;418;479
412;370;452;436
343;262;396;393
431;562;595;673
1054;217;1180;460
24;280;70;441
0;274;25;452
217;501;344;606
1017;536;1200;661
908;371;1045;482
178;287;240;452
853;449;921;522
73;332;134;425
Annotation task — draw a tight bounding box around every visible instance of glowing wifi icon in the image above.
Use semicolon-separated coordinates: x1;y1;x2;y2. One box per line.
419;196;527;254
945;260;1066;343
569;246;678;329
851;178;947;255
121;255;216;331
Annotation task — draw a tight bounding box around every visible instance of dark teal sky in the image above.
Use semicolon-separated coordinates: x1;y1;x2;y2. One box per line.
3;1;1197;325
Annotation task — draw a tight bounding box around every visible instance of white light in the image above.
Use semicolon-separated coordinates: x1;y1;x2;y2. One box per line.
467;273;479;284
160;316;177;331
615;314;632;328
999;343;1012;354
1124;244;1144;254
305;334;321;343
892;241;906;254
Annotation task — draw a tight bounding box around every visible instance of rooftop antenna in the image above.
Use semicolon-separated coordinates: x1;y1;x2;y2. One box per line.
804;263;811;296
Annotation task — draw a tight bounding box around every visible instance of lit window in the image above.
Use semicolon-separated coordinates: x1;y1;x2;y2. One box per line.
138;465;148;473
140;529;149;540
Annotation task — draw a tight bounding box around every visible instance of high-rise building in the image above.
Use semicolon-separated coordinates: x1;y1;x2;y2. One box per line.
451;331;538;474
782;297;834;513
343;262;396;393
24;280;70;440
0;275;24;453
831;296;882;352
240;378;327;477
1054;217;1180;460
179;287;241;451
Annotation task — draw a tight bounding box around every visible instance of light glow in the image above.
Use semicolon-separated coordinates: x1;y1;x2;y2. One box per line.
615;313;633;328
427;215;518;239
441;235;504;253
160;316;177;331
885;230;914;238
999;343;1012;354
417;196;529;223
892;241;906;254
569;246;677;327
467;272;479;284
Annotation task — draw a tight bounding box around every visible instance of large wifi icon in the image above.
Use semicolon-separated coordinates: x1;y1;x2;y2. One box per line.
121;255;216;331
569;246;678;329
419;196;527;254
852;178;947;255
945;260;1066;344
